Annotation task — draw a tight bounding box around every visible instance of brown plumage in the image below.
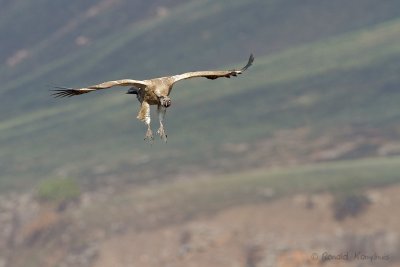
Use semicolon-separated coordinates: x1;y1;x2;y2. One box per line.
52;54;254;142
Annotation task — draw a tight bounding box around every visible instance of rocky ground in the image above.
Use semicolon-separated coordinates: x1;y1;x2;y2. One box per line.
0;182;399;267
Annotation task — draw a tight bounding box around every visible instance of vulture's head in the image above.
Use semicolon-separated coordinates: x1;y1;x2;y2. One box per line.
160;96;171;108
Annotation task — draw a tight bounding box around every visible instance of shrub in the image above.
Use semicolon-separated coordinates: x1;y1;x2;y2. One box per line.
331;192;370;221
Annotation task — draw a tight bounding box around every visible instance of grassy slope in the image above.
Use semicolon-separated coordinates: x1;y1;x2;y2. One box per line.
3;0;400;116
1;0;400;190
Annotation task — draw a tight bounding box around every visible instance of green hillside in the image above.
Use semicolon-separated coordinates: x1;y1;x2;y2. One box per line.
1;0;400;191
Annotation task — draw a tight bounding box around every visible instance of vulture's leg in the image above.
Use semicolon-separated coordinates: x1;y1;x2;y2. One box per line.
137;101;153;143
157;105;167;142
144;121;154;143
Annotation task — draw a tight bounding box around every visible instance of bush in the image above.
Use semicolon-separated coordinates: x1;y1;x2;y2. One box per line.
331;192;370;221
36;178;80;205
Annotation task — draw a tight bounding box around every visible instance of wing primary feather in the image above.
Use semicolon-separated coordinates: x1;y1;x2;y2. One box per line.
240;54;254;72
51;86;87;98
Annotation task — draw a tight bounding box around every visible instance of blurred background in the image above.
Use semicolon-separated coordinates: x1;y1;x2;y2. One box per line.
1;0;400;266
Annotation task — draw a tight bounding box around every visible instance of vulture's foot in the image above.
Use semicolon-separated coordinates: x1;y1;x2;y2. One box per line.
144;128;154;143
157;126;168;143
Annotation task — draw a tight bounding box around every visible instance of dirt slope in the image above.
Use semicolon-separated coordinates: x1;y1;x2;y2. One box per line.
93;185;400;267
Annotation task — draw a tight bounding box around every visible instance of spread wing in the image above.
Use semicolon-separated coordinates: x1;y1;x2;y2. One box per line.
51;79;148;98
172;54;254;83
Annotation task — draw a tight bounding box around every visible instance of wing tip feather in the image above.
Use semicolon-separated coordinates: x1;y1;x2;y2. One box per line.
50;86;83;98
241;53;254;72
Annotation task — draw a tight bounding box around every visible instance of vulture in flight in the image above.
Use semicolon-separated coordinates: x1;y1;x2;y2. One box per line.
52;54;254;143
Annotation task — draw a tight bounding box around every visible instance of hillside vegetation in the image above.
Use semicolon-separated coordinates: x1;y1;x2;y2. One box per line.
1;0;400;190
